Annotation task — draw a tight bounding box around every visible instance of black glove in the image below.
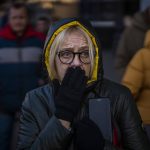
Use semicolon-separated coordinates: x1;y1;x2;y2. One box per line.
52;79;60;96
54;67;87;122
74;117;105;150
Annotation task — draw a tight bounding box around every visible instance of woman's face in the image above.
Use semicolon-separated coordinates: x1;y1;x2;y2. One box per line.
55;30;92;81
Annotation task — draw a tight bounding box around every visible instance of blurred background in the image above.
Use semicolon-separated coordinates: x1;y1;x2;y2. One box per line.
0;0;148;82
1;1;150;150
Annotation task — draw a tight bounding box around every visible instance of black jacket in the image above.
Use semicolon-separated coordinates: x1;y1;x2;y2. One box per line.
17;79;150;150
17;18;150;149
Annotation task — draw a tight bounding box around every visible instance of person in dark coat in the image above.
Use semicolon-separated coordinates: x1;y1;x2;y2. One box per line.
0;2;45;150
17;18;150;150
115;7;150;80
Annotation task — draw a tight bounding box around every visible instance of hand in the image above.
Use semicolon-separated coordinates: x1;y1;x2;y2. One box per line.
74;117;105;150
54;67;87;122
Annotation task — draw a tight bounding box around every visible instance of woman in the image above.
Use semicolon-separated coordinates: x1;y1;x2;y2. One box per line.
17;18;150;150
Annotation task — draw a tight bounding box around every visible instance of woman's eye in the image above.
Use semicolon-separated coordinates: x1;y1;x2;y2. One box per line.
81;51;89;58
60;51;72;58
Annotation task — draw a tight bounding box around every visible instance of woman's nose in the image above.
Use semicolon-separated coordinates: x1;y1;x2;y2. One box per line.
70;54;82;67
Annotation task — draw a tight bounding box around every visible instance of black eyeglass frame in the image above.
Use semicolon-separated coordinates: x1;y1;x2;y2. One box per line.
57;50;91;64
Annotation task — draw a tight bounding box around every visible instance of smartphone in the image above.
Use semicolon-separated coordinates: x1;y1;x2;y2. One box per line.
89;98;112;142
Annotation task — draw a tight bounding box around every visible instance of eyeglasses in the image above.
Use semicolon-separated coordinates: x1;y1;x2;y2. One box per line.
57;50;91;64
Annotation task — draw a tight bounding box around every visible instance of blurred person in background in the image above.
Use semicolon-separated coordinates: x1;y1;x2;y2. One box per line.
0;11;8;28
115;6;150;81
122;30;150;141
35;16;50;36
112;15;133;55
34;16;51;84
17;18;150;150
0;2;7;27
0;2;45;150
123;15;133;27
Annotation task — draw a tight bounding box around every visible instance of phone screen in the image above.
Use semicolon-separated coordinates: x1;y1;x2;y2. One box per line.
89;98;112;142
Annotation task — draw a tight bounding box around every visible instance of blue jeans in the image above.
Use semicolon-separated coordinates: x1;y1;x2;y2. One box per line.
0;114;14;150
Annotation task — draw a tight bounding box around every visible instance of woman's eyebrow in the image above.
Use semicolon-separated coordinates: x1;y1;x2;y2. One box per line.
60;46;89;51
60;48;74;51
79;46;89;51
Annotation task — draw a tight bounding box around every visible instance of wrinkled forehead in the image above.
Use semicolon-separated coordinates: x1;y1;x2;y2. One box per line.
57;27;90;51
60;30;88;48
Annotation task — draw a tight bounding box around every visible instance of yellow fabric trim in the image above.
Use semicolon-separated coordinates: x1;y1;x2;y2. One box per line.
45;21;99;83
